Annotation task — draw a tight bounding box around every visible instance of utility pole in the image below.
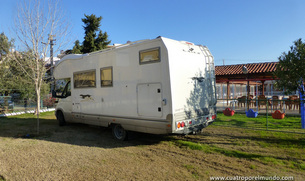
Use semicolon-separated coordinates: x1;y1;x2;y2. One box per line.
49;35;56;92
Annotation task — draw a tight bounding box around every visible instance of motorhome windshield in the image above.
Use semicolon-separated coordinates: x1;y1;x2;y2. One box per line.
62;81;71;98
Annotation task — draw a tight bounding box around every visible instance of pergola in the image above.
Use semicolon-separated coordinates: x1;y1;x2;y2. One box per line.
215;62;278;102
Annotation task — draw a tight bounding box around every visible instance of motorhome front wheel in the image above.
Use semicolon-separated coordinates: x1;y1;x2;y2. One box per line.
56;111;66;126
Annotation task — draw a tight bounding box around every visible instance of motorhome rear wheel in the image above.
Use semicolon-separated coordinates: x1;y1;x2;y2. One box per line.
112;124;128;141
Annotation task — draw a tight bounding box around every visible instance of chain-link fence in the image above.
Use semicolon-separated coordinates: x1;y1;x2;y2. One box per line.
0;95;56;114
215;97;305;134
217;97;302;115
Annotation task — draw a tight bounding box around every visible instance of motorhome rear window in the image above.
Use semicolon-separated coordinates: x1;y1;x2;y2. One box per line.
73;70;96;88
139;47;160;64
100;67;113;87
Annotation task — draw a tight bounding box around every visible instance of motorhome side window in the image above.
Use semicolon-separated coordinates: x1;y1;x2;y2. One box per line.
100;67;113;87
73;70;96;88
139;47;160;64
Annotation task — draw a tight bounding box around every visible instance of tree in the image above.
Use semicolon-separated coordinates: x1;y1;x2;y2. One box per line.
0;32;18;95
0;33;42;98
72;14;111;54
12;0;70;134
72;40;82;54
274;38;305;96
0;32;14;61
1;51;49;98
96;30;110;50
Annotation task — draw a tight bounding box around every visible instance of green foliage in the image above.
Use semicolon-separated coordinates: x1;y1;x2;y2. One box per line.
95;30;110;50
72;14;111;54
72;40;82;54
0;33;26;95
83;31;96;53
274;38;305;95
0;32;14;61
0;36;49;99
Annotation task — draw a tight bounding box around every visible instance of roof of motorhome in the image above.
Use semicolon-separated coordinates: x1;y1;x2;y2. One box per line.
55;37;204;67
55;54;88;67
55;38;157;67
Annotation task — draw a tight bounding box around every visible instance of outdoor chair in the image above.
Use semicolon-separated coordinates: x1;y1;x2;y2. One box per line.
291;95;299;110
237;95;253;108
249;95;255;107
237;96;246;107
285;97;292;110
271;96;281;110
258;95;267;110
293;98;300;110
286;95;299;110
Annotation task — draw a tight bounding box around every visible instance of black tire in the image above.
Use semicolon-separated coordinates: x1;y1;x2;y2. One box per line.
57;111;66;126
112;124;128;141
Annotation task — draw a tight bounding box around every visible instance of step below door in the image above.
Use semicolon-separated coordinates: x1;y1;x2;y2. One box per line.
137;83;162;117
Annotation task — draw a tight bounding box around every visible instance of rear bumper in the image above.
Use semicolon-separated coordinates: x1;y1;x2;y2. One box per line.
173;116;216;134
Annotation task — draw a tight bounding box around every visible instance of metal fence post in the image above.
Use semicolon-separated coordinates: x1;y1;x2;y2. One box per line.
266;99;269;130
300;84;305;129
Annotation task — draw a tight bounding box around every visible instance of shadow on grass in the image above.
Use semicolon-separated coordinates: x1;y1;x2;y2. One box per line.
173;139;265;160
216;119;248;127
187;127;305;149
0;113;167;149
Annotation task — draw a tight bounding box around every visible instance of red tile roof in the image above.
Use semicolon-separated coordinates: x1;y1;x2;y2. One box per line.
215;62;278;76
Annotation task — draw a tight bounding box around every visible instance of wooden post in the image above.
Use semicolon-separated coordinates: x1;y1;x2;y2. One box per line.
261;80;265;95
227;81;230;105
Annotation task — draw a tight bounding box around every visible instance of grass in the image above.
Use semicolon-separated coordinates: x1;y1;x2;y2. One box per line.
1;112;305;180
174;139;263;159
214;112;305;133
183;164;200;179
0;111;56;138
171;123;305;172
172;138;305;170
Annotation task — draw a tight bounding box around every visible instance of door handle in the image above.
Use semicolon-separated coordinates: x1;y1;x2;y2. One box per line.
80;94;91;99
162;99;167;105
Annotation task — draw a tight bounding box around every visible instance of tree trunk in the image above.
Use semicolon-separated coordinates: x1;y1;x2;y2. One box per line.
36;77;41;135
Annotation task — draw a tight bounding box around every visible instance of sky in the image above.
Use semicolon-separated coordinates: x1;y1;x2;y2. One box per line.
1;0;305;66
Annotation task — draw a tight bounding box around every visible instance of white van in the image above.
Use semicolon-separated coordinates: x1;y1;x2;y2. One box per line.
53;37;217;140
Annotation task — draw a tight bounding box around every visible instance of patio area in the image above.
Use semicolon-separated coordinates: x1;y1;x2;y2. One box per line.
217;96;301;115
215;62;302;115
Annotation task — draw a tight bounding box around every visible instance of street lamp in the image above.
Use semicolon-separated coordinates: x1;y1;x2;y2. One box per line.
242;66;250;110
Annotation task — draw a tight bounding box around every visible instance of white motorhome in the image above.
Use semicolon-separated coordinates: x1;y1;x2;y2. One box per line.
53;37;217;140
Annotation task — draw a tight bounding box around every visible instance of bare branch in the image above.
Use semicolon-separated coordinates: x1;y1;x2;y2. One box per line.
12;0;71;119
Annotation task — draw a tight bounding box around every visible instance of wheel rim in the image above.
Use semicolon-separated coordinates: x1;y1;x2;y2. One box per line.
114;125;124;139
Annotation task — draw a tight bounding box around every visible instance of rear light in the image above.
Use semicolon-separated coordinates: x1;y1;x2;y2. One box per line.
181;122;185;127
176;121;187;129
212;115;216;119
206;117;209;120
189;121;192;125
